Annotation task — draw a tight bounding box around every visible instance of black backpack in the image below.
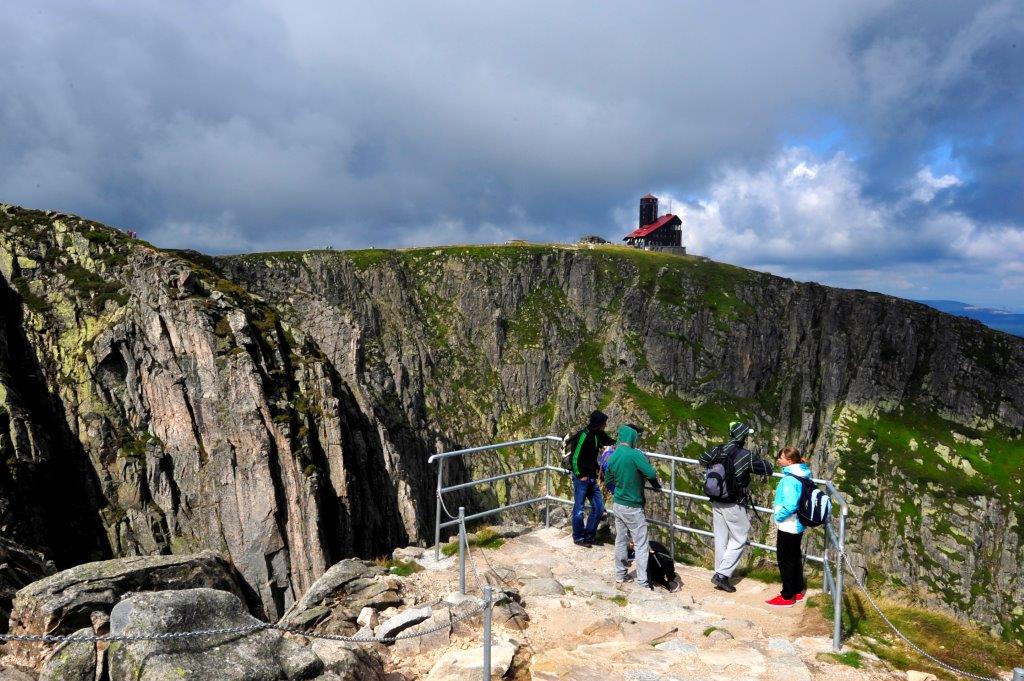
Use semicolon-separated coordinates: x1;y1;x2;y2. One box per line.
647;540;676;588
561;430;587;473
703;443;741;502
786;472;832;527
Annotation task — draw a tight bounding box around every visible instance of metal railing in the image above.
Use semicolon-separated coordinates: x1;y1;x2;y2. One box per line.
428;435;850;652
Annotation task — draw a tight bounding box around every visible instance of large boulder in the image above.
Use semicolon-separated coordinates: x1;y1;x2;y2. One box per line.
7;551;247;666
38;627;94;681
106;588;323;681
0;538;55;634
278;560;401;635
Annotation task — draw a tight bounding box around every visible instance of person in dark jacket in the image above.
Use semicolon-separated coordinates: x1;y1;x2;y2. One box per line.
568;410;616;546
698;421;772;592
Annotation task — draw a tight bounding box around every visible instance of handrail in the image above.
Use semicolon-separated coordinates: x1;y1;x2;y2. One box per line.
427;435;560;463
431;434;850;655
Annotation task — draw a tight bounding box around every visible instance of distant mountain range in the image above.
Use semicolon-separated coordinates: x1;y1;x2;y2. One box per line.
918;300;1024;337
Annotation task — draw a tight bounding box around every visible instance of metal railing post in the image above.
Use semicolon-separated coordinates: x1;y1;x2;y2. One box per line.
544;441;551;528
435;459;445;561
458;506;467;595
669;460;676;558
483;585;493;681
833;510;846;652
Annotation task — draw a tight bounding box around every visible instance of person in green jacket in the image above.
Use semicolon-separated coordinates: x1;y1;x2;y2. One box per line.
605;424;661;588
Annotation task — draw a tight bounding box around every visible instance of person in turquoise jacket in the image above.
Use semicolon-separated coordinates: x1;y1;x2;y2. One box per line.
766;446;811;607
605;424;661;588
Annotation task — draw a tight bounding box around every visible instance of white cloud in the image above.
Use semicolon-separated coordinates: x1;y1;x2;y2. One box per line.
662;147;1024;300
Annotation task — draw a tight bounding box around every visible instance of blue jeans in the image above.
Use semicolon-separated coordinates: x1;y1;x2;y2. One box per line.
571;476;604;542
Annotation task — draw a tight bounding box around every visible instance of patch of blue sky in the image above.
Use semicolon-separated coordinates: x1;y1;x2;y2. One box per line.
922;141;972;182
777;116;853;157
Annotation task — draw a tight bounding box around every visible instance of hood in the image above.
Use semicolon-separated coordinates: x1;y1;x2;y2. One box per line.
785;463;811;478
617;424;639;447
587;409;609;431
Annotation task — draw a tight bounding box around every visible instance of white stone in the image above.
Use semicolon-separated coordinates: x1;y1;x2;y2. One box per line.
654;639;699;654
425;636;517;681
356;606;377;629
767;637;796;655
374;606;432;641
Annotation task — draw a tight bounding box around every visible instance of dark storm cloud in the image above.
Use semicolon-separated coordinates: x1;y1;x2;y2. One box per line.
0;1;1021;305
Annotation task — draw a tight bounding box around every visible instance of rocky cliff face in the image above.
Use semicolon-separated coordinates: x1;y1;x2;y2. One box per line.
2;205;1021;644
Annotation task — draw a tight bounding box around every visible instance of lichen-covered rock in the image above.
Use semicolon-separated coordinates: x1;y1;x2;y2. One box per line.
0;539;54;634
38;627;94;681
278;560;402;635
7;552;246;667
106;588;322;681
2;204;1023;643
308;641;386;681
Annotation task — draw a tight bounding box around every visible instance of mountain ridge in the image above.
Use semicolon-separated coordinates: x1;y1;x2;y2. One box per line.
1;203;1021;646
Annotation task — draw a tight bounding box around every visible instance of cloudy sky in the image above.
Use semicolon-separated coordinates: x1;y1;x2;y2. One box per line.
2;1;1023;308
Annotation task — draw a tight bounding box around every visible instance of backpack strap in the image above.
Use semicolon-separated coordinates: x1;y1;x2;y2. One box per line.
571;431;588;476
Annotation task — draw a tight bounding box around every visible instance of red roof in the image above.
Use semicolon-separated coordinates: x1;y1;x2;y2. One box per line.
624;213;681;239
641;193;658;199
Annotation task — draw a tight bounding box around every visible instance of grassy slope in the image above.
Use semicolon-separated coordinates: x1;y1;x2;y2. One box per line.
230;242;1023;650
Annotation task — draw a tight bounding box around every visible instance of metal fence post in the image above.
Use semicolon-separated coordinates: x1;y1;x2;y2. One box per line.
435;459;445;561
544;441;551;528
458;506;467;595
833;511;846;652
669;460;676;558
483;585;493;681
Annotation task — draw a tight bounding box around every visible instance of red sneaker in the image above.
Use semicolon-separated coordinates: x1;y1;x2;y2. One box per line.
794;592;805;602
765;595;796;607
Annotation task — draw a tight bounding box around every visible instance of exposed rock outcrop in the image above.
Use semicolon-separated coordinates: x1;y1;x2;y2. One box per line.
0;539;54;634
7;552;245;666
278;559;402;635
107;588;323;681
1;204;1022;644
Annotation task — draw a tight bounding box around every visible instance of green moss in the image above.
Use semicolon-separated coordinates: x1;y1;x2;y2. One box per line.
441;527;506;556
570;338;606;385
818;651;863;668
840;407;1022;498
809;590;1023;679
508;284;571;348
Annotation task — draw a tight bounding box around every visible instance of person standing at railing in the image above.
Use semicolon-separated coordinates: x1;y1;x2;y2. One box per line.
766;446;810;607
605;423;661;589
565;410;616;547
699;421;773;593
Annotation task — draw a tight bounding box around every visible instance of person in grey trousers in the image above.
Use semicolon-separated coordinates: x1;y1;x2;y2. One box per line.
699;421;772;592
604;424;661;588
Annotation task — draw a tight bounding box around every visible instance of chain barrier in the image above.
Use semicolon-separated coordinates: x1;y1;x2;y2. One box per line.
0;624;270;644
836;549;1000;681
0;601;489;647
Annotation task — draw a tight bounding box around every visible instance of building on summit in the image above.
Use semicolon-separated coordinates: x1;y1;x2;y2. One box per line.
623;194;686;255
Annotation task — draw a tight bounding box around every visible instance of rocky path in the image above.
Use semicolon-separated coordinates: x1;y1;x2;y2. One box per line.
385;525;902;680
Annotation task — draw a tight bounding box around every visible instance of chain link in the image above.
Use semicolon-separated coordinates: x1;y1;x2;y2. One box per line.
836;549;999;681
0;598;488;646
0;623;270;644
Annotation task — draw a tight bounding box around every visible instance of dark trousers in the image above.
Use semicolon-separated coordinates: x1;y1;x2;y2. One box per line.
776;529;805;599
571;476;604;542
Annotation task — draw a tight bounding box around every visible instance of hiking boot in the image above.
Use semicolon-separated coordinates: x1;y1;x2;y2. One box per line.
712;573;736;593
765;595;796;607
615;574;634;584
573;539;593;548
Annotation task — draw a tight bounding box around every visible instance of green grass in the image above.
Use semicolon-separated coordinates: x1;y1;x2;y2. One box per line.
840;407;1022;499
807;590;1024;680
373;557;425;577
441;527;506;557
818;650;863;668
